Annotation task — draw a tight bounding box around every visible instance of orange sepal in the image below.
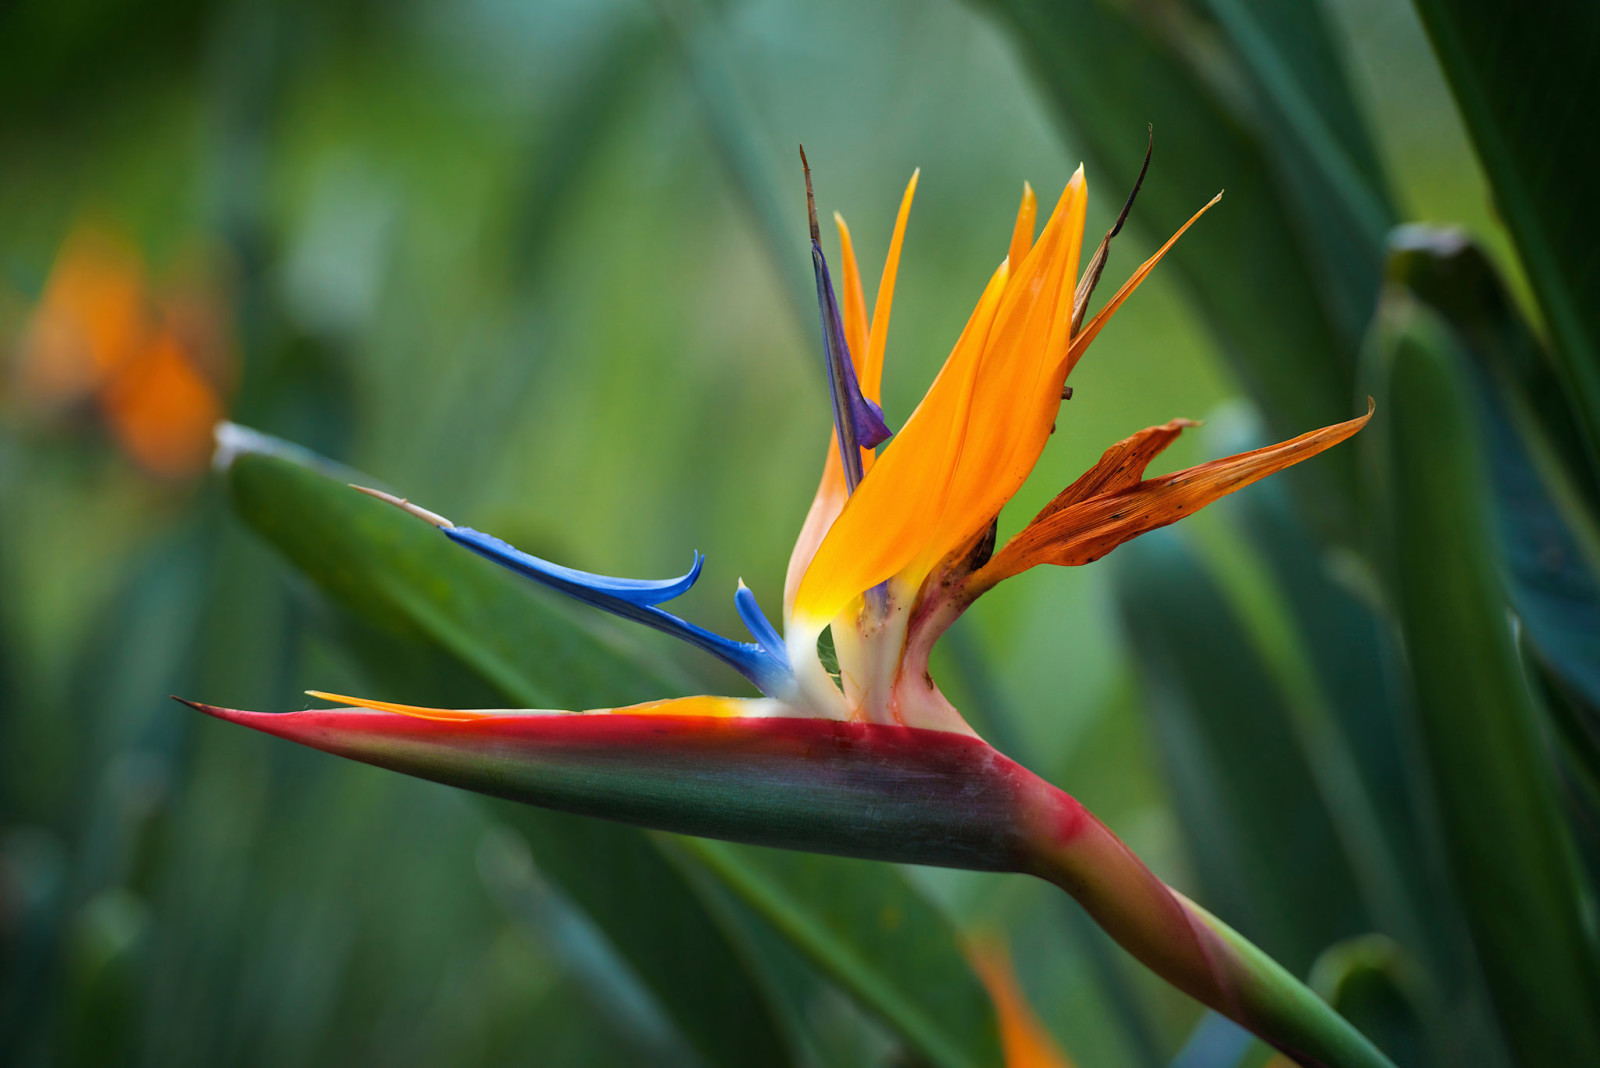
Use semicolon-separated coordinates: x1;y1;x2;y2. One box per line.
970;937;1076;1068
784;183;921;619
1007;181;1037;271
835;213;872;381
862;169;919;401
1029;417;1198;524
795;170;1088;625
977;401;1373;587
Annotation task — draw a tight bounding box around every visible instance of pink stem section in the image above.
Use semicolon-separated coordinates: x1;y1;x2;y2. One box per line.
1015;778;1395;1068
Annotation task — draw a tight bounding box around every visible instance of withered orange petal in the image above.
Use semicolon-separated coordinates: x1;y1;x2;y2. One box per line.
1030;417;1198;524
980;401;1373;585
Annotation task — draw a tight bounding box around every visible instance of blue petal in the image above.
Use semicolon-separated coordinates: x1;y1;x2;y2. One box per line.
812;242;892;492
442;528;702;606
849;389;892;450
734;583;787;662
444;527;793;697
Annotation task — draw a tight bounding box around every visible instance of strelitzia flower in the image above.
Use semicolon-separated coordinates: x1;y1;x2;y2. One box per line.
186;154;1385;1068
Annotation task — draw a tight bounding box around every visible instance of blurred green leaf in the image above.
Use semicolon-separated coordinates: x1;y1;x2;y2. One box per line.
1387;229;1600;716
1407;0;1600;471
672;839;1001;1068
223;442;1003;1068
654;0;813;327
1309;936;1426;1068
492;808;793;1068
227;447;789;1068
1371;292;1600;1065
1531;659;1600;888
975;0;1390;531
1194;0;1396;336
1114;528;1370;977
506;22;664;285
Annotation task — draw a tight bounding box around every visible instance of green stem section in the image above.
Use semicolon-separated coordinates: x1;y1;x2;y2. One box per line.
1020;784;1396;1068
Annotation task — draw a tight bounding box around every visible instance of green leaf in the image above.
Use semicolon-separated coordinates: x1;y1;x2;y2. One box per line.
492;807;795;1068
1386;229;1600;715
1212;448;1431;937
222;440;1003;1068
1371;292;1600;1065
1407;0;1600;473
1113;528;1371;977
1308;936;1427;1068
670;839;1001;1068
1193;0;1397;337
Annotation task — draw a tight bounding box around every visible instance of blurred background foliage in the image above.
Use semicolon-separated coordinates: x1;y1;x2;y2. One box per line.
2;0;1596;1065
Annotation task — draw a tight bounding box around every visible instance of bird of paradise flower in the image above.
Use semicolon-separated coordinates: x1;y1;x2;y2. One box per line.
185;149;1384;1068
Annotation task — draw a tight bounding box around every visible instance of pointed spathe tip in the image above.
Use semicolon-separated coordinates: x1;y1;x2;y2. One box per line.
172;695;263;726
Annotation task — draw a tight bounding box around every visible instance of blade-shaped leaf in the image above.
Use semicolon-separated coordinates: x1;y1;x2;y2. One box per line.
1114;528;1370;978
221;440;1003;1068
1308;937;1426;1068
667;839;1004;1068
1387;230;1600;716
1407;0;1600;472
1195;0;1396;338
1370;292;1600;1065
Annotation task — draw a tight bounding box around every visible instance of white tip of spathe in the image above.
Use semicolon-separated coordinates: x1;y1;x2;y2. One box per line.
350;484;453;528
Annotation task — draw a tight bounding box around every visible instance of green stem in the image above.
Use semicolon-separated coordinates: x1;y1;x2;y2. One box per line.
1019;780;1395;1068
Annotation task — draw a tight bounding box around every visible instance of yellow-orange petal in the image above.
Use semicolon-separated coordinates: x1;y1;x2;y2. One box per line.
795;171;1090;625
794;255;1013;624
305;690;506;722
785;435;849;622
1008;181;1037;272
970;938;1076;1068
603;696;758;718
786;186;925;620
306;691;765;722
862;168;919;402
835;213;871;380
1064;191;1221;377
977;400;1374;586
926;172;1087;572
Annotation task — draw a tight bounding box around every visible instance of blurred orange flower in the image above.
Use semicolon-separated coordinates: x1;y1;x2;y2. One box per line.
970;936;1077;1068
15;222;232;478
